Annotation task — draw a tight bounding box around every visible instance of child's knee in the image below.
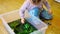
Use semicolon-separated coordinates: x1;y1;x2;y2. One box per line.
40;9;53;20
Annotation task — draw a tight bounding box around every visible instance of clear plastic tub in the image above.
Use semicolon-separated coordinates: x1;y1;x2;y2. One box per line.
25;17;48;34
0;10;48;34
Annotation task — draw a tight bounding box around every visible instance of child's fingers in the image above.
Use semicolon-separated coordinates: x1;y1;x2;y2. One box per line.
21;19;25;24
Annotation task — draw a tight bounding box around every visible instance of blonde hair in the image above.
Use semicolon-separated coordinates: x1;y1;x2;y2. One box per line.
31;0;41;5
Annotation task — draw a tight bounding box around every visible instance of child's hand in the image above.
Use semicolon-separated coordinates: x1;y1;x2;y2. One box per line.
21;18;25;24
48;9;52;14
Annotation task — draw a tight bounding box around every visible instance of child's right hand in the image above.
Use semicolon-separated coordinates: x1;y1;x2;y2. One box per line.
21;18;25;24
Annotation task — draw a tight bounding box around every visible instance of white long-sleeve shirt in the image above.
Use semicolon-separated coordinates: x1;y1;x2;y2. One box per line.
19;0;50;18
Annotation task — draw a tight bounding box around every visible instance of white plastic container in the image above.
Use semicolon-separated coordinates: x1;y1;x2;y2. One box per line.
0;10;48;34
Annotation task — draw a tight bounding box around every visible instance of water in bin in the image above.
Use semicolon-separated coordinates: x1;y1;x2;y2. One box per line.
8;19;37;34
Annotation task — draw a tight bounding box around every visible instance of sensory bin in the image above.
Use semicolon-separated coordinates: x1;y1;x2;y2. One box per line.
8;19;37;34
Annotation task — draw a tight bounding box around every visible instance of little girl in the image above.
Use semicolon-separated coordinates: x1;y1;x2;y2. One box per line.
19;0;52;24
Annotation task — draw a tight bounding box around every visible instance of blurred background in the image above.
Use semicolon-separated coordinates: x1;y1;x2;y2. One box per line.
0;0;60;34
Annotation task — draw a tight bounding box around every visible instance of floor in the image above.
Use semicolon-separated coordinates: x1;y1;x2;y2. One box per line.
0;0;60;34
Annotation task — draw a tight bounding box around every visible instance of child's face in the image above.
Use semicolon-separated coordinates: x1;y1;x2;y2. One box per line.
31;0;41;4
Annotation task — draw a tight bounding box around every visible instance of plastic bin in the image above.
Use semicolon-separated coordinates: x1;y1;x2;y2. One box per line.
0;10;48;34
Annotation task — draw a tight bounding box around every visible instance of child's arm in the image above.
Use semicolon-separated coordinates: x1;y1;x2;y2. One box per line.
43;0;50;10
19;0;29;23
43;0;52;14
19;0;29;19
